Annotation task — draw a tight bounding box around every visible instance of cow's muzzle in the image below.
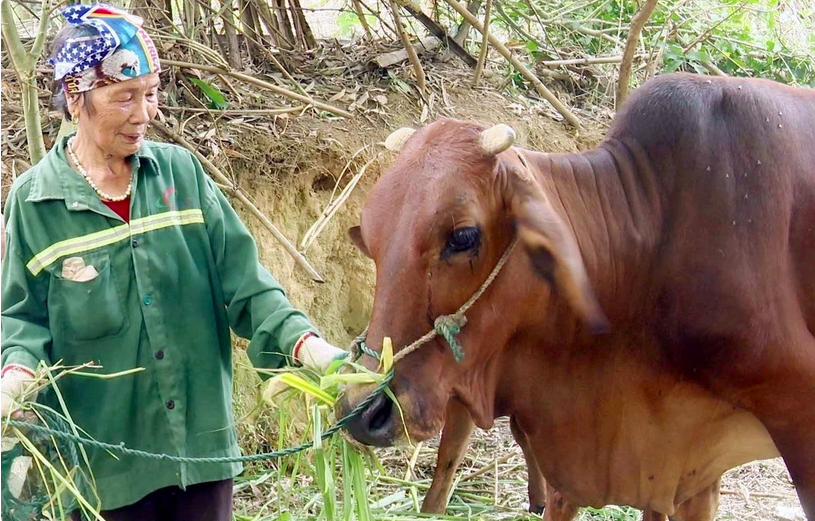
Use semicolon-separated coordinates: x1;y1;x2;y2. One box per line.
338;390;397;447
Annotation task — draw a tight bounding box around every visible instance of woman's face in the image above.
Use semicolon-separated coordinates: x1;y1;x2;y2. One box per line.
70;73;160;159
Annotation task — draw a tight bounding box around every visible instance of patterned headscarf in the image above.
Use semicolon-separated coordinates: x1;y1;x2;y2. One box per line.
49;4;161;94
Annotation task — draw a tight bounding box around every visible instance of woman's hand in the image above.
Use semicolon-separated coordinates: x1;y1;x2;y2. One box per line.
294;334;349;373
1;366;37;418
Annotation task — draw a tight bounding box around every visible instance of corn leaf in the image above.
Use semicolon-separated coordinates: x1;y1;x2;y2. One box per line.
267;373;335;406
320;372;382;389
381;337;394;374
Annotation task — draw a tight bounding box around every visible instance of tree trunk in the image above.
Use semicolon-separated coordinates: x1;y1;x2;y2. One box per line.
239;0;264;61
454;0;481;45
288;0;316;49
253;0;295;51
270;0;297;50
2;0;47;164
616;0;658;106
183;0;201;38
221;0;243;68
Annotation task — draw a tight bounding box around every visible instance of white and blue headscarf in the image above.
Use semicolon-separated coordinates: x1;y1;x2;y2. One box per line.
50;3;161;94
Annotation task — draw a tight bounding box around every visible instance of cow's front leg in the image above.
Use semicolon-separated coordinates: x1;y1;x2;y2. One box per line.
421;398;475;513
509;415;547;514
726;334;815;519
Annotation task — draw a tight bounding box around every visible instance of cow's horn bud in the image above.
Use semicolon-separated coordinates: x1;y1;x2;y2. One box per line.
384;127;416;152
479;124;516;156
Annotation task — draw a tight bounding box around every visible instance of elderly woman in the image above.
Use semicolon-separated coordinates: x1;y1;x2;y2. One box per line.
0;4;347;518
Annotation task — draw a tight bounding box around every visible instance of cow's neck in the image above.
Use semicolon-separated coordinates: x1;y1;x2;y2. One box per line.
524;143;666;322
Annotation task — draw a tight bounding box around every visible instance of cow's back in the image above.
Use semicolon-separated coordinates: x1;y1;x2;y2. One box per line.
602;74;815;381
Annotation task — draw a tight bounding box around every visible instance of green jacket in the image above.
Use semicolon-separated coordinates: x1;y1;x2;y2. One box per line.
1;137;319;509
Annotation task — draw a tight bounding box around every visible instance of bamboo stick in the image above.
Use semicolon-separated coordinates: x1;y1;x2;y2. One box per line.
540;54;647;66
160;59;352;118
432;0;581;129
151;120;325;282
390;0;427;95
159;105;306;115
472;0;492;86
351;0;374;39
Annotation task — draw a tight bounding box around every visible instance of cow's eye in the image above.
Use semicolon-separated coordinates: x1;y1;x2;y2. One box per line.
445;226;480;254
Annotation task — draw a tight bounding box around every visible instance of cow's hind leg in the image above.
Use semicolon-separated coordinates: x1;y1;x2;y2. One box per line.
421;398;475;513
510;416;548;514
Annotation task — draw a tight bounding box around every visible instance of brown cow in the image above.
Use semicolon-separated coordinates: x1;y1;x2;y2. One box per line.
337;72;815;518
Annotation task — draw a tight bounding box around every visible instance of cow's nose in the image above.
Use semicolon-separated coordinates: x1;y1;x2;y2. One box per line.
341;392;396;447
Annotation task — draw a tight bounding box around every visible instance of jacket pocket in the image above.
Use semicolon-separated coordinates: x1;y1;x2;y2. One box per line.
50;251;126;342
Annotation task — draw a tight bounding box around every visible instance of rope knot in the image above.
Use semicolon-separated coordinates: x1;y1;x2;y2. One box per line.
434;314;468;362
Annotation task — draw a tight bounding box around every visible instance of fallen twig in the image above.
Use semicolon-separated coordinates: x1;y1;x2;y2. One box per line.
720;489;798;500
151;120;325;282
461;452;515;482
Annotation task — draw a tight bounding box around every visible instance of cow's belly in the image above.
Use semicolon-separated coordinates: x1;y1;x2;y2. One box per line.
521;379;779;515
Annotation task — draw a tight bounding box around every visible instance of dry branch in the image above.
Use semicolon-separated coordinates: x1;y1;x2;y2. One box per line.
371;36;440;68
434;0;581;128
151;120;325;282
617;0;658;106
160;59;352;118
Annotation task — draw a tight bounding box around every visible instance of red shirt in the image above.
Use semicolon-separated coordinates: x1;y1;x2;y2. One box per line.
103;197;131;223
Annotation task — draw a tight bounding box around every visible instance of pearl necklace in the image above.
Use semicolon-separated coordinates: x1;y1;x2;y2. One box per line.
68;136;133;202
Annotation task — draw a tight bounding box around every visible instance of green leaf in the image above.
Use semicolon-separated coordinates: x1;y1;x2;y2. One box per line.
188;77;228;110
336;11;360;38
686;50;710;63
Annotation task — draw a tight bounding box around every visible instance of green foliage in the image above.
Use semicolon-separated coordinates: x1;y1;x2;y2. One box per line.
454;0;815;97
579;505;641;521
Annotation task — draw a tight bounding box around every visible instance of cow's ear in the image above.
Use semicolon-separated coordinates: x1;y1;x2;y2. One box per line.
507;164;609;333
348;226;371;258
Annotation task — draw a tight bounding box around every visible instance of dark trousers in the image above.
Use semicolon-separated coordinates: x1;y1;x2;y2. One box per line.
73;479;233;521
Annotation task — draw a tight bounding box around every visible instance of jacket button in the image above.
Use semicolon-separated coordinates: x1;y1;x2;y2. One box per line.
166;400;175;410
143;295;152;306
132;238;139;248
155;350;164;360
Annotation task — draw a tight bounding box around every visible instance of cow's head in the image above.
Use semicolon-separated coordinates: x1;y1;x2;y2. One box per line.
337;119;606;446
